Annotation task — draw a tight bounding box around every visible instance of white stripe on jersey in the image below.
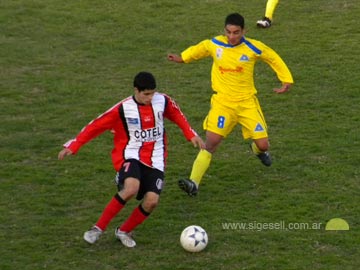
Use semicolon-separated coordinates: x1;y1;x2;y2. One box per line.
122;93;166;171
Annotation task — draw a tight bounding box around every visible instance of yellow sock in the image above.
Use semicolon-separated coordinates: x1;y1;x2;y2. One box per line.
265;0;279;20
190;149;212;186
251;142;262;155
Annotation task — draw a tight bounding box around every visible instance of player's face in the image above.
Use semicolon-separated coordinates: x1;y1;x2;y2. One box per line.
225;24;245;46
134;89;156;105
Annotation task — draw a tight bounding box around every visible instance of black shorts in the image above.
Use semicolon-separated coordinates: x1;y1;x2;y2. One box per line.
115;159;165;200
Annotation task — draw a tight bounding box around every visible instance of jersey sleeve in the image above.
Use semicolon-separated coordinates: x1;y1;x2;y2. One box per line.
181;39;212;63
63;104;120;154
258;42;294;84
163;95;198;140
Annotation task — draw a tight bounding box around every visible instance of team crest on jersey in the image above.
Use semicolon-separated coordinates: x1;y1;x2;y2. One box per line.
240;54;249;61
127;118;139;125
216;48;223;59
255;123;264;132
144;116;152;122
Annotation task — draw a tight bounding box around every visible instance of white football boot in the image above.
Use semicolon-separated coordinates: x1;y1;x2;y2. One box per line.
256;17;272;28
83;226;103;244
115;228;136;248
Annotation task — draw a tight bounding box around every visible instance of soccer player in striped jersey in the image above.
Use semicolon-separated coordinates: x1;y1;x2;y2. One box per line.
167;13;293;196
58;72;204;247
257;0;279;28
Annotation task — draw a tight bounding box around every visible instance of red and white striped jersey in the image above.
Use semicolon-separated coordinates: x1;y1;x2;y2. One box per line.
63;92;197;172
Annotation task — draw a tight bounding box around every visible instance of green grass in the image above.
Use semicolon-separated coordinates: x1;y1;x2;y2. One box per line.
1;0;359;269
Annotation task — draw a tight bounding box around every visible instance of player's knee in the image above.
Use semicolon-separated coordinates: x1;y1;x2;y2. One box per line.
142;196;159;212
118;186;138;200
255;140;269;152
142;202;158;213
205;141;221;153
205;132;223;153
205;145;217;153
258;145;268;152
118;191;135;201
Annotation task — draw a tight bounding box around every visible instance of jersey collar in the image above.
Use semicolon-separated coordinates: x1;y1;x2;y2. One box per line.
211;36;245;48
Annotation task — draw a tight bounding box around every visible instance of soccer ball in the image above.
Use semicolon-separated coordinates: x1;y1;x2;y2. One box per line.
180;225;208;252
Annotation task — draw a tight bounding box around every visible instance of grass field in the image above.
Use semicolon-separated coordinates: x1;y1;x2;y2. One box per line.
1;0;359;269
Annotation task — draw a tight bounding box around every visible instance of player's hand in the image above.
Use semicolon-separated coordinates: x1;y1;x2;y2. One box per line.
191;136;206;149
167;54;184;63
58;148;73;160
274;83;291;94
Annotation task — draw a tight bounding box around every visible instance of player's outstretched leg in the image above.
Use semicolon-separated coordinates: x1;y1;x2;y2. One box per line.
178;179;198;197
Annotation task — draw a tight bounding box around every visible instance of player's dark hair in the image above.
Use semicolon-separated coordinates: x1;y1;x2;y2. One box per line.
133;71;156;91
225;13;245;28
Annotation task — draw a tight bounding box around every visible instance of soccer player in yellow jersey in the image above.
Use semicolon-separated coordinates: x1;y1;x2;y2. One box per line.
167;13;293;196
257;0;279;28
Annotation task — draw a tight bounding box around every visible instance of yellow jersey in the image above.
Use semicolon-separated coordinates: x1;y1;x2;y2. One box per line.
181;35;294;105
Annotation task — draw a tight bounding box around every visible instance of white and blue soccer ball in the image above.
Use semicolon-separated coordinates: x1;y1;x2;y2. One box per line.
180;225;208;252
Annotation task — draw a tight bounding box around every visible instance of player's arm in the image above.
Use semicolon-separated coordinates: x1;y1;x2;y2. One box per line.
167;54;184;63
58;148;73;160
167;39;211;64
259;44;294;94
190;136;205;149
58;105;120;159
273;83;292;94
